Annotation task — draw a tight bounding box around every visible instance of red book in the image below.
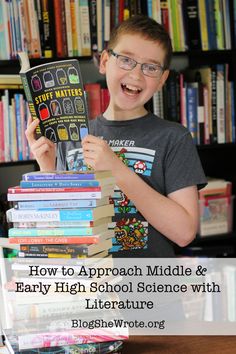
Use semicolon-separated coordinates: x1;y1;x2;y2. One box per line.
84;83;101;119
9;236;102;244
101;88;110;113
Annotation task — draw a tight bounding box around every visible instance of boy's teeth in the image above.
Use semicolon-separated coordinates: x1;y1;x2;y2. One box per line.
122;84;141;93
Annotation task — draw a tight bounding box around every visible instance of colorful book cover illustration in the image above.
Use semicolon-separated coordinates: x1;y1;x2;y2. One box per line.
18;52;89;143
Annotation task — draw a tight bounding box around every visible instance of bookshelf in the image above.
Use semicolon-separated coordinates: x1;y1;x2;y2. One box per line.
0;0;236;256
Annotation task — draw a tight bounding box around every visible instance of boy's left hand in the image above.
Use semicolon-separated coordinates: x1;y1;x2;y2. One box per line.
82;135;120;171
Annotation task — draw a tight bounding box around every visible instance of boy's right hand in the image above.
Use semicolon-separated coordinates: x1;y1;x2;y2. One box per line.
25;116;56;171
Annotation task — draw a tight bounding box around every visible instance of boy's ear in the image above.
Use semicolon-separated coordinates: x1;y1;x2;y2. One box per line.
99;50;109;75
156;70;169;91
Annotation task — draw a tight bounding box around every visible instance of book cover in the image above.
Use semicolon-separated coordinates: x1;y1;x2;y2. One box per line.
18;52;89;143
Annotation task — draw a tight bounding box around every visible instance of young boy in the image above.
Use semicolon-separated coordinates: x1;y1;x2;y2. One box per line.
26;15;207;257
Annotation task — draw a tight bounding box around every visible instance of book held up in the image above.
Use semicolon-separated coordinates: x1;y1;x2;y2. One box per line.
18;52;89;143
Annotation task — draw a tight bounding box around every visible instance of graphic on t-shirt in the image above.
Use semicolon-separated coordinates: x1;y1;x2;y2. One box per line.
110;219;148;252
113;191;135;214
112;146;155;176
66;143;156;253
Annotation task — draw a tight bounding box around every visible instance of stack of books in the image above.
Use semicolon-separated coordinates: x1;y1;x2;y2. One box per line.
7;170;115;258
198;178;233;237
3;170;128;353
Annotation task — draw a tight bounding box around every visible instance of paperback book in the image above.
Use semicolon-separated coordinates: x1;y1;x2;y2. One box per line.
18;52;89;143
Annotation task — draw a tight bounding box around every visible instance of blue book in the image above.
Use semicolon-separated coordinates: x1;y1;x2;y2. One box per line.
7;204;114;222
186;83;198;145
205;0;217;50
22;170;112;181
20;178;114;188
8;223;108;236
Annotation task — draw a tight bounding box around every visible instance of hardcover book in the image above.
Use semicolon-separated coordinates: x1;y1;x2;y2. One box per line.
18;52;89;143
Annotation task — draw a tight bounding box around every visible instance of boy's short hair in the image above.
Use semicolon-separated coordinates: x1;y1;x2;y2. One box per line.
108;15;173;70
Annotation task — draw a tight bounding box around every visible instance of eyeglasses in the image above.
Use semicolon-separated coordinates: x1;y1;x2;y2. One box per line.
108;49;165;78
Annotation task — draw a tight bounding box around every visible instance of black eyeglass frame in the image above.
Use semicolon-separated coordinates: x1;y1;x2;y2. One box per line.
107;49;165;78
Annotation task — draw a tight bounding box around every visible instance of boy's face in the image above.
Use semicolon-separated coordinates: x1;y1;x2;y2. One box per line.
100;34;169;119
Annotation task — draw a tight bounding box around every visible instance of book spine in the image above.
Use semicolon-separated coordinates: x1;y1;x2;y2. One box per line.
9;227;101;236
186;83;198;144
22;173;97;181
79;0;91;56
198;0;208;50
211;65;218;144
64;0;73;57
13;220;101;227
40;0;54;58
9;236;100;244
88;0;98;51
8;186;102;193
15;199;101;209
7;191;105;201
216;64;226;143
20;180;101;188
205;0;217;50
7;209;95;222
19;72;42;138
20;244;90;254
182;0;201;50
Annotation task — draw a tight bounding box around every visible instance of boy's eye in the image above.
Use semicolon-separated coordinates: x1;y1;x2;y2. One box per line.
144;64;158;73
120;56;134;66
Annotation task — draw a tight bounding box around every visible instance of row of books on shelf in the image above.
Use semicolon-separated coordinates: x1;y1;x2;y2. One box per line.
1;169;129;352
0;90;31;163
1;0;236;61
153;65;236;145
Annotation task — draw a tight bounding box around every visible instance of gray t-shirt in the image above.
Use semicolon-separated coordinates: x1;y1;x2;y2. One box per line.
57;113;207;257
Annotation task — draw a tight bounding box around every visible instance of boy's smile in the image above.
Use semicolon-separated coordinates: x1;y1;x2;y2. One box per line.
99;34;169;120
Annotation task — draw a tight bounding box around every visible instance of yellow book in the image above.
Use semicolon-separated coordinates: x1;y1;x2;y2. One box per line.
198;0;209;51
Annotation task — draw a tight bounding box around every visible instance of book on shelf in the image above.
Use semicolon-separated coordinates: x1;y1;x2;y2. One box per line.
18;51;89;143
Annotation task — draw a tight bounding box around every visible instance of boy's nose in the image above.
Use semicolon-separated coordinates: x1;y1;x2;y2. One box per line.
128;64;143;80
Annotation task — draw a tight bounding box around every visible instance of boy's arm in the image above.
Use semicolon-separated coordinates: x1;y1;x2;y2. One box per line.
82;135;198;247
25;116;57;171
